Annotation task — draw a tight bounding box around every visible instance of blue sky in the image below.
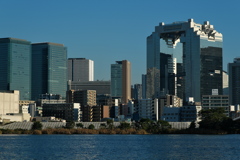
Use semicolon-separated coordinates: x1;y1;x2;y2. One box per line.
0;1;239;84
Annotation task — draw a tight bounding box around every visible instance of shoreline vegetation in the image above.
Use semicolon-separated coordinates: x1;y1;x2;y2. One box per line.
1;108;240;135
0;127;236;135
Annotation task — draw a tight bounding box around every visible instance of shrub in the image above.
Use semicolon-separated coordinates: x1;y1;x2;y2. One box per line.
32;121;43;130
76;123;84;128
65;121;75;129
88;124;95;129
33;130;42;135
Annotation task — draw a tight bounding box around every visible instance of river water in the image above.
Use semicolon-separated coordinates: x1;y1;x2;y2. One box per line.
0;134;240;160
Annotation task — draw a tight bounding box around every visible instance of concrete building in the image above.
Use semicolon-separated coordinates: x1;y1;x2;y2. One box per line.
31;42;67;100
146;67;160;98
180;103;202;122
68;80;110;95
223;71;229;95
161;106;181;122
142;74;147;99
0;113;31;122
0;90;20;114
147;19;223;102
42;103;81;121
110;99;120;118
133;84;142;100
68;58;94;82
111;60;131;104
202;95;229;116
136;99;159;121
101;105;110;119
29;103;37;118
228;58;240;105
66;90;96;106
159;95;182;120
161;102;201;122
36;94;65;107
66;90;96;122
0;38;31;100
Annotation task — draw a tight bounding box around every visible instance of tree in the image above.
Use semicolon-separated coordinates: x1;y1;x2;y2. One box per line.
32;121;43;130
157;120;171;129
189;121;196;129
119;122;131;129
66;121;75;129
198;108;229;130
76;123;84;128
107;119;114;129
88;124;95;129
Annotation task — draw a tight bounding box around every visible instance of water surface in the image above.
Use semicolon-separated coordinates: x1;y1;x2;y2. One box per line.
0;134;239;160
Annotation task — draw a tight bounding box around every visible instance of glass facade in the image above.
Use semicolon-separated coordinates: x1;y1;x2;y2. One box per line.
0;38;31;100
32;43;67;100
111;63;122;98
147;19;223;102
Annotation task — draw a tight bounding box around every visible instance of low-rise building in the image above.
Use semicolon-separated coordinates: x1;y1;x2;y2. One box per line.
161;106;181;122
136;99;159;121
42;103;81;121
202;95;229;116
0;90;19;114
180;103;202;122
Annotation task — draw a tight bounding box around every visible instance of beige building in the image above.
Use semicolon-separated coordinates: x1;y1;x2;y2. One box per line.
0;90;19;114
122;60;131;104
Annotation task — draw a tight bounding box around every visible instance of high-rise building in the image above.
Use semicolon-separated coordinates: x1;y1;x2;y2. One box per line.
147;19;223;102
229;58;240;105
0;38;31;100
146;67;160;98
68;58;94;82
111;60;131;104
31;42;67;100
133;84;142;100
222;71;229;95
141;74;147;99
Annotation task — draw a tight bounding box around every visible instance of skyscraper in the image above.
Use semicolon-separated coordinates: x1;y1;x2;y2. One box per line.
111;60;131;104
31;42;67;100
0;38;31;100
68;58;94;82
228;58;240;105
147;19;223;102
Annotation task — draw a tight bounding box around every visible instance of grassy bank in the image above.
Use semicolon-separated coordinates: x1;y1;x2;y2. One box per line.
0;128;231;135
0;128;149;135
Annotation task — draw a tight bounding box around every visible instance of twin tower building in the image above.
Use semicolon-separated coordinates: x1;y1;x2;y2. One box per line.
145;19;223;102
0;38;67;100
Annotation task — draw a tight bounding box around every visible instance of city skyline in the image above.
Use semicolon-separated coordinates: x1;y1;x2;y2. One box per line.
0;1;239;84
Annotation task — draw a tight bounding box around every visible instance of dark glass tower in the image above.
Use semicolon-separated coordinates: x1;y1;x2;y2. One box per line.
31;42;67;100
0;38;31;100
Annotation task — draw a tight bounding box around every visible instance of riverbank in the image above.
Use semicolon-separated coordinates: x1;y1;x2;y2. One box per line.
0;128;233;135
